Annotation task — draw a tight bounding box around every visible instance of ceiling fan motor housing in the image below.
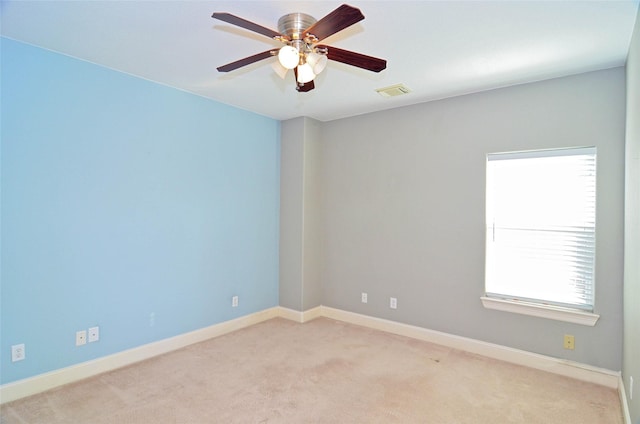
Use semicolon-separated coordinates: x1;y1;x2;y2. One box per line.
278;13;317;40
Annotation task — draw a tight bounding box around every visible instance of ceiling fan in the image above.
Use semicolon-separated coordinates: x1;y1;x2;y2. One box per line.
211;4;387;92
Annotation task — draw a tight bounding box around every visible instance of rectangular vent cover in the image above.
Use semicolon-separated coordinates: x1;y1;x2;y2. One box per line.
376;84;411;97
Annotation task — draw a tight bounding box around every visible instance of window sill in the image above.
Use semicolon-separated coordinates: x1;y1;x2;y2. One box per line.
480;296;600;326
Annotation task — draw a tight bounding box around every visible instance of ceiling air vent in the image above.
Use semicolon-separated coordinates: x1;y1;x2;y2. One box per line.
376;84;411;98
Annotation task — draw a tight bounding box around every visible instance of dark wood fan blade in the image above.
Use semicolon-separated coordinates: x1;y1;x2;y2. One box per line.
217;50;276;72
303;4;364;42
297;80;315;92
212;12;285;40
318;45;387;73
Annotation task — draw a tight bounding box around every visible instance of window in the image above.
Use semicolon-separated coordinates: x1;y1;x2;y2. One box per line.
483;147;598;324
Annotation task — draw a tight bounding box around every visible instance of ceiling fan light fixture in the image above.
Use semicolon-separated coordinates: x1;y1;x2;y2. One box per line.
296;63;315;84
278;45;299;69
306;52;328;75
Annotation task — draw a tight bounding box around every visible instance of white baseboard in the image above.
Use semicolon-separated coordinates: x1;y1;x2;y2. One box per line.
619;375;632;424
1;304;624;407
0;307;280;404
318;306;621;389
277;306;322;323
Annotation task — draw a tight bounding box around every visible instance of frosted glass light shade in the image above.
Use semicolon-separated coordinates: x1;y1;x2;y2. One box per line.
306;52;328;75
296;63;315;84
278;46;299;70
271;60;289;79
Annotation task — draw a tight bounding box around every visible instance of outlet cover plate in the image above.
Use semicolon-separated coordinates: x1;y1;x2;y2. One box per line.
11;344;25;362
88;326;100;343
76;330;87;346
563;334;575;350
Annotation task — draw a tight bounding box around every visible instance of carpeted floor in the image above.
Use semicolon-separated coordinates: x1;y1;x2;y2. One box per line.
0;317;623;423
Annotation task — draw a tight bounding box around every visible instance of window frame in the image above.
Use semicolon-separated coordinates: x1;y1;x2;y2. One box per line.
481;147;600;326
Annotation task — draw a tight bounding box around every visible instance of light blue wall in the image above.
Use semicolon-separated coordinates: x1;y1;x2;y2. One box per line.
0;38;280;385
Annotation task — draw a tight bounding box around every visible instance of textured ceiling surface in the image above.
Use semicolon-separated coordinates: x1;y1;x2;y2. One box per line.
2;1;639;121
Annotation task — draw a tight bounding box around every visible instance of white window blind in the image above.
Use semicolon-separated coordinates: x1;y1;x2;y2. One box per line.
485;147;596;311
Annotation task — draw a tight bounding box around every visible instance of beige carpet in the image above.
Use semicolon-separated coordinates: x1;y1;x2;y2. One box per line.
1;317;623;423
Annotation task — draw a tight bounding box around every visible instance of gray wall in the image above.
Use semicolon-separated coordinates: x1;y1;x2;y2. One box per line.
279;117;323;311
624;7;640;423
317;68;625;370
301;118;323;311
279;118;304;310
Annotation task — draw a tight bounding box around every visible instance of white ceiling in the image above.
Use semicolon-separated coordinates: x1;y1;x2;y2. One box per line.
1;1;638;122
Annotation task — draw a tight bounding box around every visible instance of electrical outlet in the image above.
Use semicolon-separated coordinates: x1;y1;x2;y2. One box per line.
232;296;239;307
11;344;25;362
630;376;634;400
390;297;397;309
76;330;87;346
361;293;368;303
88;326;100;343
563;334;575;350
